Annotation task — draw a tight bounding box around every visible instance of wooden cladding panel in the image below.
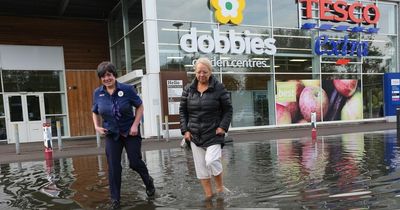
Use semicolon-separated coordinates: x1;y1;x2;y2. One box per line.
0;16;109;69
66;70;101;136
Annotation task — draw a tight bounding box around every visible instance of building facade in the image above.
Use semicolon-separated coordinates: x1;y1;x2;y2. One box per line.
0;0;398;143
109;0;399;138
0;16;109;143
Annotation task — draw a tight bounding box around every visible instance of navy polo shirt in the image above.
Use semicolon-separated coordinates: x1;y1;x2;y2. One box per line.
92;81;142;138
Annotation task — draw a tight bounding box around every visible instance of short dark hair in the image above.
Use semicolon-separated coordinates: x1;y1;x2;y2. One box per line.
97;61;118;78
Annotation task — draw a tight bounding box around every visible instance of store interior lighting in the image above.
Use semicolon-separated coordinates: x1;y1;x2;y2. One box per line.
289;59;307;62
167;56;183;60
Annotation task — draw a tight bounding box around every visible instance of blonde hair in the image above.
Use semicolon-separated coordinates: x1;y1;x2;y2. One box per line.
194;57;213;73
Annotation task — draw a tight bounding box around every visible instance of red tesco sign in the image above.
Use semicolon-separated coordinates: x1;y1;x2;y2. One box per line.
299;0;380;24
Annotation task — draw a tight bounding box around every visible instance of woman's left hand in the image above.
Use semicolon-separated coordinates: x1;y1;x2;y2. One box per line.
129;125;139;136
216;127;225;136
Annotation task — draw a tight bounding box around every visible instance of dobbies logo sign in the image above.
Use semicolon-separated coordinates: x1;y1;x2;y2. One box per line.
178;0;277;57
211;0;245;24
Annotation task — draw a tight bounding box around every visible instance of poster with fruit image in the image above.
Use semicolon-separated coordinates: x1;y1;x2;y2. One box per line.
322;79;363;121
276;79;363;124
276;80;329;125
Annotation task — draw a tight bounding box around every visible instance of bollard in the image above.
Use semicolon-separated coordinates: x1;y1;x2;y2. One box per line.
14;124;20;155
156;115;161;141
97;155;103;172
43;123;53;160
311;112;317;140
56;121;62;151
96;131;101;148
164;115;170;142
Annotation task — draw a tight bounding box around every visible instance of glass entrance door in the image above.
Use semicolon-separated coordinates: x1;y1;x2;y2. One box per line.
5;94;45;143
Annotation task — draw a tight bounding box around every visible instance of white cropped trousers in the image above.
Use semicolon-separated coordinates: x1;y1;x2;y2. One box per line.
190;142;222;179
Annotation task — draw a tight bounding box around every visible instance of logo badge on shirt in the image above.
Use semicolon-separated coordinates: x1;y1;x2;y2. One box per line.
118;91;124;97
99;94;105;97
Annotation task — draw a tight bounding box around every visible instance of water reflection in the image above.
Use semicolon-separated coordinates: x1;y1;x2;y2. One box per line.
1;130;400;209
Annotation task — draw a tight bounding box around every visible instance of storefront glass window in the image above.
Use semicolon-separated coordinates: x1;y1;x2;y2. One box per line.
44;93;66;114
274;56;312;73
363;58;391;73
362;34;396;56
223;74;272;127
157;0;212;22
159;21;218;45
127;0;143;31
129;24;146;72
8;96;22;122
159;21;184;45
273;0;300;28
321;74;360;80
46;116;67;137
363;75;384;118
151;0;398;131
274;28;313;54
111;40;126;76
241;0;270;26
159;48;191;72
219;25;272;37
0;95;4;117
159;21;218;72
3;70;63;92
362;35;397;72
109;4;123;45
275;74;318;81
0;118;6;140
321;62;361;74
378;3;397;35
26;95;41;121
43;93;67;137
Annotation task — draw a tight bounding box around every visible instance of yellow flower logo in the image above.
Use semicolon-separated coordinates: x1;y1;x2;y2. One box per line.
211;0;245;25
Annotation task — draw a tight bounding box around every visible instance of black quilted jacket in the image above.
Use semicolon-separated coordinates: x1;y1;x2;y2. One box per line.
179;75;233;147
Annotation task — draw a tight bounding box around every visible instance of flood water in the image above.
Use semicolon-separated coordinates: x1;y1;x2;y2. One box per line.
1;130;400;209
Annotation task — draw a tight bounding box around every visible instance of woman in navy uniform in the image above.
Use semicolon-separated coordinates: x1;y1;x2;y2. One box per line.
92;61;155;209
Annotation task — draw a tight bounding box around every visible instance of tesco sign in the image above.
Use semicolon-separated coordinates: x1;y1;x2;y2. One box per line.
298;0;380;25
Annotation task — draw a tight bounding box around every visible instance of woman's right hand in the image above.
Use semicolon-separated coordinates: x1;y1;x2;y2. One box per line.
95;126;108;135
184;131;192;141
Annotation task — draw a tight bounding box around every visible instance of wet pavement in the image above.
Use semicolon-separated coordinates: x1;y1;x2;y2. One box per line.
0;120;395;164
0;125;400;209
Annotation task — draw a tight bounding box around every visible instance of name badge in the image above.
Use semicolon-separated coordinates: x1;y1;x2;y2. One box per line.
118;91;124;97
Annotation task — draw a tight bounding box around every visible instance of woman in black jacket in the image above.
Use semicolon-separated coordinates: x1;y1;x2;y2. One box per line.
179;57;233;200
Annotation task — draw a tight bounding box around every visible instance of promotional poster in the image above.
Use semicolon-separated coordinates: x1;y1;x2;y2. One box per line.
276;79;363;125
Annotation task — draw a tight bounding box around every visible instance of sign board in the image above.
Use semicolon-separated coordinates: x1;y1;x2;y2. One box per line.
383;73;400;116
167;80;183;115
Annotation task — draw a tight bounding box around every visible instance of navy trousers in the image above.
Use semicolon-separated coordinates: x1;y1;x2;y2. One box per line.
105;135;151;201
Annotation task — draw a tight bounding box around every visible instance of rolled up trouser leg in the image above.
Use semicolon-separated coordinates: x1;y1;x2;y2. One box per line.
205;144;222;176
191;142;210;179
